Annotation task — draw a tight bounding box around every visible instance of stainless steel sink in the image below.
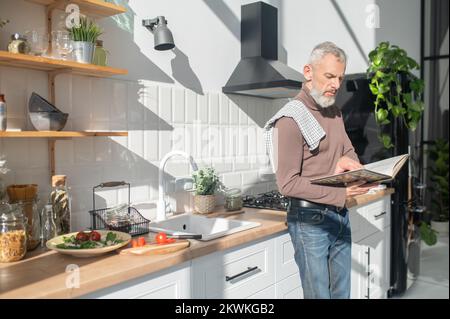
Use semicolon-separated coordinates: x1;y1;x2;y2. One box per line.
148;214;261;241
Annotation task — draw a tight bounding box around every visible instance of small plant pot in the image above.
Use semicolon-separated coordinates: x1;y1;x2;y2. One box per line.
72;41;95;64
194;195;216;214
430;220;449;236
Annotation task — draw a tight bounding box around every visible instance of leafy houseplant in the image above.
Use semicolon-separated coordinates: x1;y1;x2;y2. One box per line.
67;17;102;64
367;42;425;149
427;139;449;233
192;167;221;214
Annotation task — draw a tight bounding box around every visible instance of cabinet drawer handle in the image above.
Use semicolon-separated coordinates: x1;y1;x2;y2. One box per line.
225;266;260;283
374;211;387;218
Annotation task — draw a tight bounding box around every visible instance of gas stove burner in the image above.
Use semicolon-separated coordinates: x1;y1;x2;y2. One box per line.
243;191;288;211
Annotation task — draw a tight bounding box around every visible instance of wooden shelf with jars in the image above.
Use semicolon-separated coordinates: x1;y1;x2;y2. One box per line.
0;0;128;181
25;0;126;18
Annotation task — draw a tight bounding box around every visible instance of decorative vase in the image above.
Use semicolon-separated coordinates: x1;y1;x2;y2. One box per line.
430;220;449;236
72;41;95;64
194;195;216;214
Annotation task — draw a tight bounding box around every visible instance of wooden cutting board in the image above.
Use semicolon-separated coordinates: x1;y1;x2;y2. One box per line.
119;240;190;256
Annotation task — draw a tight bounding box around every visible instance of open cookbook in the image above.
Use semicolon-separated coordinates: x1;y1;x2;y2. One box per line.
310;154;409;187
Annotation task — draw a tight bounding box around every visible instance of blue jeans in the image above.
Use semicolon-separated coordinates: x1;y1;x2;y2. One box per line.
287;205;352;299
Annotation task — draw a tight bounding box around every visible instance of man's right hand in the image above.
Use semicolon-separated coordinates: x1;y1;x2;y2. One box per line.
345;181;380;197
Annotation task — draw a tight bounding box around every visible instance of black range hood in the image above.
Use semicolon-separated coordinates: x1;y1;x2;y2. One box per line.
222;1;305;99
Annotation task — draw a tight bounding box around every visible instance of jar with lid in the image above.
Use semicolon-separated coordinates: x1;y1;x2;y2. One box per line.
224;188;243;211
0;202;28;263
8;33;31;54
6;184;41;250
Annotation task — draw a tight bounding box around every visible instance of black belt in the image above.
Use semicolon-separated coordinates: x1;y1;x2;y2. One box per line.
288;197;345;213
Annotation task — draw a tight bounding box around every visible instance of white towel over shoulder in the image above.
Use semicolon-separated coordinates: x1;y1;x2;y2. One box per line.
264;99;326;172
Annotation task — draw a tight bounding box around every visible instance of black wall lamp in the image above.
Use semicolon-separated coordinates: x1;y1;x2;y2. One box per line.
142;16;175;51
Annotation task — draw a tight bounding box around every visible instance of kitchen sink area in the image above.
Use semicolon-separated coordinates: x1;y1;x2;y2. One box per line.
148;214;261;241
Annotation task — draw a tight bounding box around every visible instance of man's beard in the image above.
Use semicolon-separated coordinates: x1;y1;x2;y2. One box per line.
310;87;336;108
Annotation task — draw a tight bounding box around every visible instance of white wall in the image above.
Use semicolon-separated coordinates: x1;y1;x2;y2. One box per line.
0;0;421;230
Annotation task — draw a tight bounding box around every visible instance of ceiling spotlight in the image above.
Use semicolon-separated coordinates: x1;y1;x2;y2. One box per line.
142;16;175;51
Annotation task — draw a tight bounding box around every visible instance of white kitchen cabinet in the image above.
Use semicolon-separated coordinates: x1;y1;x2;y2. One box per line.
274;232;299;283
248;285;277;299
81;262;191;299
191;236;276;299
350;195;392;299
275;273;303;299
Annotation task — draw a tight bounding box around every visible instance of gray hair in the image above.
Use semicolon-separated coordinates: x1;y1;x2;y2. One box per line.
308;41;347;66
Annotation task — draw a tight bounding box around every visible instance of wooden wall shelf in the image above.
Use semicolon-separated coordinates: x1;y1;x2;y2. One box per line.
0;131;128;138
26;0;127;18
0;51;127;78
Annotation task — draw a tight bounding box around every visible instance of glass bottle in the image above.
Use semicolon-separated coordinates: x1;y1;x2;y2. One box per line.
0;202;27;262
41;204;57;247
93;40;108;66
49;175;71;235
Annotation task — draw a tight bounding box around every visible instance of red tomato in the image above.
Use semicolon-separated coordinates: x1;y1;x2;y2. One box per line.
138;237;146;247
131;239;138;248
165;238;176;244
89;231;101;241
155;232;167;244
75;231;89;242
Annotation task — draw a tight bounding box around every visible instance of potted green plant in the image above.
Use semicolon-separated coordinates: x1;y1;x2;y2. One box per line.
192;167;220;214
427;138;449;235
367;42;425;149
67;17;102;64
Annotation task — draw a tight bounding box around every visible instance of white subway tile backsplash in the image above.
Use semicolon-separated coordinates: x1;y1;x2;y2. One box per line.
209;93;219;124
220;95;229;125
3;139;29;168
71;76;91;119
143;129;158;161
127;82;144;123
2;67;274;230
128;130;144;158
27;139;48;168
73;137;95;164
197;94;208;124
159;86;172;123
172;88;185;124
110;80;127;123
1;68;27;119
185;90;197;124
221;172;241;189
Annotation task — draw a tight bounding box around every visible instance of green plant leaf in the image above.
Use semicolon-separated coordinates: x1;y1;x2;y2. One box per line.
420;222;438;246
376;108;389;123
379;134;394;149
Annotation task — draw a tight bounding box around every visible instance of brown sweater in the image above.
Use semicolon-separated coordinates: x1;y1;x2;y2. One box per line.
274;86;359;207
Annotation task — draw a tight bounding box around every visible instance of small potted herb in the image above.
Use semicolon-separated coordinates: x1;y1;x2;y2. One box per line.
192;167;221;214
67;17;102;64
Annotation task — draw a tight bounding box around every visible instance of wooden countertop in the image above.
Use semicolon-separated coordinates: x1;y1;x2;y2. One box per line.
0;188;393;299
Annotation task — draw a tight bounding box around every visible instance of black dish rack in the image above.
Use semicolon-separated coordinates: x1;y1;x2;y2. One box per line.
89;181;150;237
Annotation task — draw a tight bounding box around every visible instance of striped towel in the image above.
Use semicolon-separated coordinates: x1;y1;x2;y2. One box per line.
264;99;326;172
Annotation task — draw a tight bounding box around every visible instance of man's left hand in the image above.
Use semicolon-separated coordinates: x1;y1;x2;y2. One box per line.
334;156;363;174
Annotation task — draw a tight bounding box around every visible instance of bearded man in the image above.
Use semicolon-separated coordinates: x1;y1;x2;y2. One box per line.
264;42;378;299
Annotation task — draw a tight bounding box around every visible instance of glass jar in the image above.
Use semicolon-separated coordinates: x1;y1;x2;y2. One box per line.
8;33;31;54
41;204;58;247
103;203;131;233
92;40;108;66
49;175;71;235
225;188;243;211
17;199;41;251
0;202;27;263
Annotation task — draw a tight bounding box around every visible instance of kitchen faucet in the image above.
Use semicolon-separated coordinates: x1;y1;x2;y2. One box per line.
157;150;198;221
